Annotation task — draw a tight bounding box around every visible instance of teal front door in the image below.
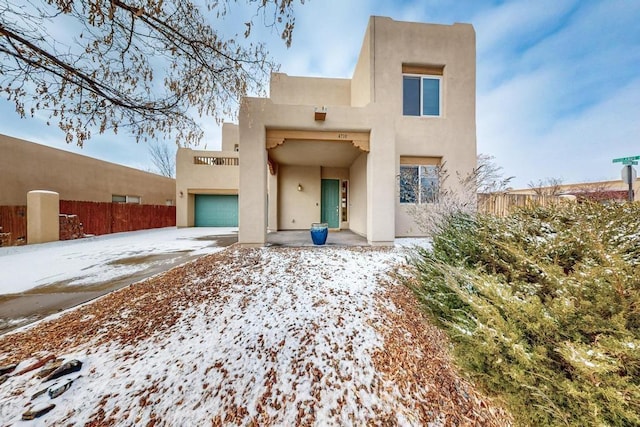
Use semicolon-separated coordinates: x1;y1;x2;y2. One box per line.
321;179;340;228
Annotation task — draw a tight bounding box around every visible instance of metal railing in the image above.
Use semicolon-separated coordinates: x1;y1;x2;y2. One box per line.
193;156;239;166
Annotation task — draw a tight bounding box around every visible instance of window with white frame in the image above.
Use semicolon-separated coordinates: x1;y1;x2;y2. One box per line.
403;75;441;117
399;157;441;203
402;64;444;117
112;195;142;204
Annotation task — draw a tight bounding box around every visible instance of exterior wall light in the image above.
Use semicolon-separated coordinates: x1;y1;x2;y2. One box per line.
314;106;327;121
297;184;303;192
179;191;184;198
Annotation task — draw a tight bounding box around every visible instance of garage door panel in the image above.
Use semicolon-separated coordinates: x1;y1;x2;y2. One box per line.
194;195;238;227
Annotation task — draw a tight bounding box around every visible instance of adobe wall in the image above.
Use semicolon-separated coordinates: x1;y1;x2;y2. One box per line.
0;134;175;206
175;147;239;227
270;73;351;106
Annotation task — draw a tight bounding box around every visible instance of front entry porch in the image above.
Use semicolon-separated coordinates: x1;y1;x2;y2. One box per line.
267;229;368;247
265;129;370;236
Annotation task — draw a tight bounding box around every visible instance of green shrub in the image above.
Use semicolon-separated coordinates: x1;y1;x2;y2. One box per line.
409;201;640;426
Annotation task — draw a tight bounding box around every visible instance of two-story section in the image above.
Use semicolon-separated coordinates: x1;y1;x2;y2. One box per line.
176;123;240;227
237;16;476;245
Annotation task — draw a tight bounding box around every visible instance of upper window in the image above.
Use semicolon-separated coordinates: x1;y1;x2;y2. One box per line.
402;64;444;117
403;75;441;117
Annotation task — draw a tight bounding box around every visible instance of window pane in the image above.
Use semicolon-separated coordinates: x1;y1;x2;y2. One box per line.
422;78;440;116
420;165;439;203
403;76;420;116
400;166;418;203
112;195;126;203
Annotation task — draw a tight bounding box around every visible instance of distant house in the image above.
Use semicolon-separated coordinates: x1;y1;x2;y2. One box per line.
508;179;639;203
176;123;239;227
0;134;175;206
176;16;477;245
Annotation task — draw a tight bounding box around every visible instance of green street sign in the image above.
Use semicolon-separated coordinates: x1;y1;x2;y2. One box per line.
623;161;639;165
613;155;640;163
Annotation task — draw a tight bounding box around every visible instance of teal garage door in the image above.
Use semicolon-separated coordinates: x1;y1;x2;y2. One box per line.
194;195;238;227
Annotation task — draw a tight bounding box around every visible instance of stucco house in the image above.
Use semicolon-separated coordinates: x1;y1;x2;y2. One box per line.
176;16;477;246
176;123;240;227
508;179;640;202
0;134;175;206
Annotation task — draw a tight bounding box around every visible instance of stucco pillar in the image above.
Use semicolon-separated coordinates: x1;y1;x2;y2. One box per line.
267;170;278;232
239;100;268;246
175;148;189;227
367;125;396;246
27;190;60;244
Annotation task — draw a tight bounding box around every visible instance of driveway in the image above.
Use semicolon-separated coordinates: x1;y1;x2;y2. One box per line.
0;227;237;333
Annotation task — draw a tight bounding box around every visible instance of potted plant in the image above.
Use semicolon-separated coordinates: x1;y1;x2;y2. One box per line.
310;222;328;245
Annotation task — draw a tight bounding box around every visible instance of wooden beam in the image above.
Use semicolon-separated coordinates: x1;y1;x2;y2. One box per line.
402;64;444;76
265;129;370;152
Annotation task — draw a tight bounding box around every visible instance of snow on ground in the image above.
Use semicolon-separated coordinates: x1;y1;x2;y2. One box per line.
394;237;432;250
0;245;510;426
0;227;236;295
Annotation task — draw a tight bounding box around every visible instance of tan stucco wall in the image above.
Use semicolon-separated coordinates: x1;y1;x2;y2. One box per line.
0;134;175;206
349;153;368;237
238;105;268;245
270;73;351;106
27;190;59;244
221;122;240;152
351;21;373;107
277;165;321;230
175;147;239;227
366;125;396;245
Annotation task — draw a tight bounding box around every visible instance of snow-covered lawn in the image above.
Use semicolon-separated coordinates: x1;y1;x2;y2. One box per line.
0;227;236;295
0;245;510;426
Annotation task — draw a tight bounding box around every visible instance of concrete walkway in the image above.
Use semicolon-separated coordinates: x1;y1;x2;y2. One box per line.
0;227;238;333
267;229;369;247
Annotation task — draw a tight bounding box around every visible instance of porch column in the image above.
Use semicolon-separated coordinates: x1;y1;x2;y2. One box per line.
367;125;396;246
239;100;267;246
27;190;59;244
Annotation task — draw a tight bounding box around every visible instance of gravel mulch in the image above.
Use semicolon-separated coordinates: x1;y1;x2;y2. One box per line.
0;246;511;426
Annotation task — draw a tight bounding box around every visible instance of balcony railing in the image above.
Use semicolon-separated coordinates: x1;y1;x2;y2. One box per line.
193;156;239;166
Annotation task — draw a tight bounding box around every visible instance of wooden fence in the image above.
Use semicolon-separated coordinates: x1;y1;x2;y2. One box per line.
59;201;176;235
0;201;175;246
0;205;27;246
478;193;567;217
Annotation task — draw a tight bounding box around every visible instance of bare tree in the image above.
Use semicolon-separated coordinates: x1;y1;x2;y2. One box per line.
148;140;176;178
400;162;478;236
0;0;301;147
528;177;564;196
401;154;515;235
476;153;514;193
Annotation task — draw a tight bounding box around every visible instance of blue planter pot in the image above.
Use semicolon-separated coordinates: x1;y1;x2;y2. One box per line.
310;223;328;245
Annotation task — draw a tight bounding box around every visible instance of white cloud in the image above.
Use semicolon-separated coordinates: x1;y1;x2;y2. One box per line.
0;0;638;187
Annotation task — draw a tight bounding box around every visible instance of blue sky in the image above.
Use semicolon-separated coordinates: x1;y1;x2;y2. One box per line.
1;0;638;187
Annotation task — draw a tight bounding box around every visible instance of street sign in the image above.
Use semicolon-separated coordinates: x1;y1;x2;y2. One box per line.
623;161;639;165
613;155;640;163
621;166;637;184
